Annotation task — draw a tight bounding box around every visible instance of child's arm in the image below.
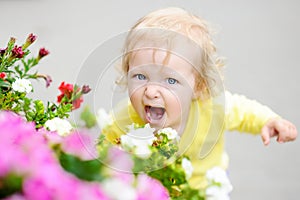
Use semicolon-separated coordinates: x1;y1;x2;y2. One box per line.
225;91;297;145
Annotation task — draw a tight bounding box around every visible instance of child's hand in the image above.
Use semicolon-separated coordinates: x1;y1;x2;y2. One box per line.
261;118;297;146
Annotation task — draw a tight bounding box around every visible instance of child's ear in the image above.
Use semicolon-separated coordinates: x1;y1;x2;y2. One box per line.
193;88;201;99
192;80;205;100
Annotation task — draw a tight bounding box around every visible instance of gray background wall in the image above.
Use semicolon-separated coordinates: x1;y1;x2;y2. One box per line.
1;0;299;199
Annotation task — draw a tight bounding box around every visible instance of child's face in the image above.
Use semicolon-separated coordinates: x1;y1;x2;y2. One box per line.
127;49;197;134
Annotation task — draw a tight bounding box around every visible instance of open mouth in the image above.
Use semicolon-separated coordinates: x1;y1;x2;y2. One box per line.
145;106;165;123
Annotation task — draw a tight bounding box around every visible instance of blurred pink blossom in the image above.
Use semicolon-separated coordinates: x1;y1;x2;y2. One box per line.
61;131;99;160
3;193;26;200
0;111;108;199
107;146;134;173
136;174;169;200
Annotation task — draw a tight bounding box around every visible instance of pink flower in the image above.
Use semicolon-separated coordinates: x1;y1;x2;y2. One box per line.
11;45;24;58
61;131;99;160
23;176;54;200
24;165;110;200
106;146;134;173
0;111;109;200
0;111;60;177
136;174;169;200
77;182;110;200
0;111;37;175
38;127;63;145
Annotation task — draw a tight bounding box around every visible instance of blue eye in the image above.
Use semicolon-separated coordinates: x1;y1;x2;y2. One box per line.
167;78;178;84
136;74;146;80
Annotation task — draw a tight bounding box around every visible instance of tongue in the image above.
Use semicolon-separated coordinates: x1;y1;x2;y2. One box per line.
148;107;164;120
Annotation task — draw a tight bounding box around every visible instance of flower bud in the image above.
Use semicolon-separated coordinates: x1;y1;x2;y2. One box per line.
37;47;49;60
8;37;16;46
23;33;37;49
81;85;91;94
36;74;52;87
27;33;37;44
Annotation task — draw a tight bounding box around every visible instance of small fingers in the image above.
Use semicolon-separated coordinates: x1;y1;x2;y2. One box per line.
277;122;298;143
261;126;271;146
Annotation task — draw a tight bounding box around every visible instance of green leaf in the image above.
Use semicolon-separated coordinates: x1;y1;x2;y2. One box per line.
34;100;45;116
80;106;97;128
14;65;23;77
21;58;29;73
0;173;23;198
59;151;105;182
0;80;11;89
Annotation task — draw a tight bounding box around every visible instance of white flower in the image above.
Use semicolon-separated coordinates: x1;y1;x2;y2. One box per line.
157;127;180;142
44;117;73;136
120;134;135;148
102;178;137;200
181;157;193;179
134;145;152;159
126;123;156;146
12;78;32;93
120;123;156;158
96;108;113;129
206;167;232;188
206;185;230;200
205;167;233;200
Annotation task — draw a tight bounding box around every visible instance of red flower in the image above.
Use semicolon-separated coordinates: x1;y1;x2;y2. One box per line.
0;72;6;79
11;45;24;58
57;82;84;110
57;82;74;102
57;93;64;103
72;97;83;109
59;82;73;93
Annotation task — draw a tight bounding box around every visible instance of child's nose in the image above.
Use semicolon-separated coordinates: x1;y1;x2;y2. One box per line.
144;83;160;99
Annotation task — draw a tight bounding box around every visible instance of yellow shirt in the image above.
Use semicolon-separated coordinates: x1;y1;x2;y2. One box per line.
102;91;278;189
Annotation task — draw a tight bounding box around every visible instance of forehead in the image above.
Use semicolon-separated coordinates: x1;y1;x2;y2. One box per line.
129;49;196;75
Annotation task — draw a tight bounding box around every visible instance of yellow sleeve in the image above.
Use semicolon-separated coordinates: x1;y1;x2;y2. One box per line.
225;91;279;134
101;99;144;144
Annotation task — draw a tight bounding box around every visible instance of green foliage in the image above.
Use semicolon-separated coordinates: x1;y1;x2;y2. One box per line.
0;34;76;128
111;124;206;199
80;106;97;128
59;151;105;182
0;174;23;198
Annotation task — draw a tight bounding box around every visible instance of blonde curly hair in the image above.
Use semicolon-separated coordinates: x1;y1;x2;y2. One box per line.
118;7;224;100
